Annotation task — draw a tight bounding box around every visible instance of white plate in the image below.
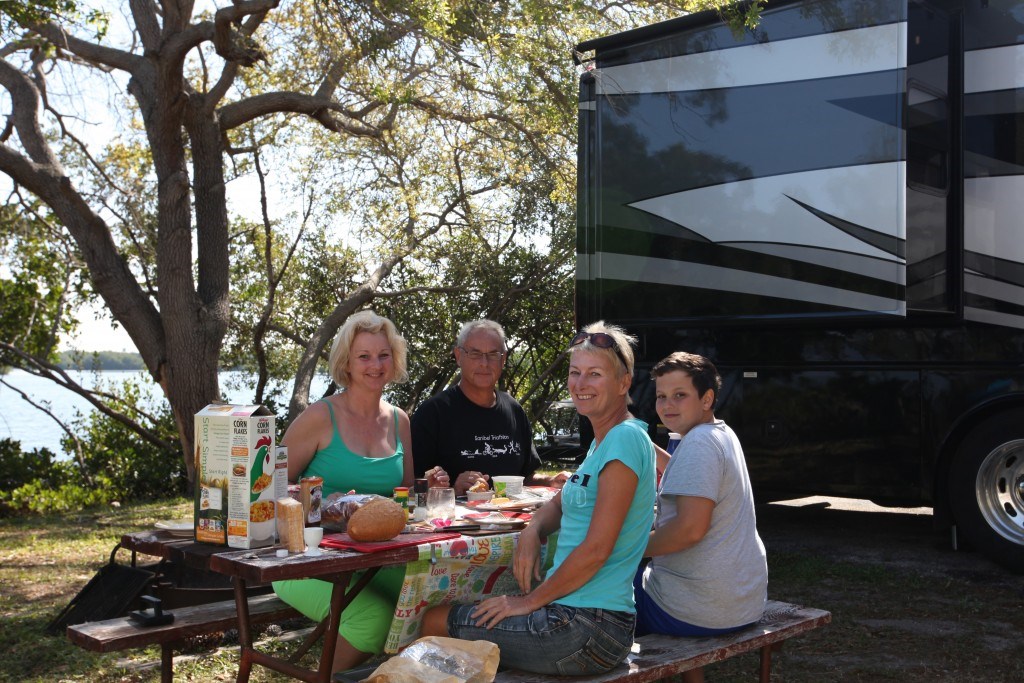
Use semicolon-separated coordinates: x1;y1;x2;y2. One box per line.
462;513;527;526
474;496;547;511
155;520;193;537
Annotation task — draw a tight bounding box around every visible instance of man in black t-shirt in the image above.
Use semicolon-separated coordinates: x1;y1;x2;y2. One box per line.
412;319;570;495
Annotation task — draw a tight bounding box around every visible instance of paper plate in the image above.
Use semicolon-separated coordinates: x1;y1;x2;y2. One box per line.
155;520;193;537
470;496;547;512
462;511;531;526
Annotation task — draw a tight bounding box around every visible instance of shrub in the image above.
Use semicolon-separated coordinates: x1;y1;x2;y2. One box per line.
66;377;186;502
0;437;57;489
0;376;186;515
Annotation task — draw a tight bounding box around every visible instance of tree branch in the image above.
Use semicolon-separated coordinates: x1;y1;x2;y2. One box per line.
0;57;61;166
0;342;179;453
212;0;277;65
24;20;141;72
128;0;161;51
218;92;384;136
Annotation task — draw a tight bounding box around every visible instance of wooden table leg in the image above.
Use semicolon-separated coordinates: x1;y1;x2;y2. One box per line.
316;567;380;680
161;643;173;683
759;641;783;683
235;567;382;683
234;578;255;683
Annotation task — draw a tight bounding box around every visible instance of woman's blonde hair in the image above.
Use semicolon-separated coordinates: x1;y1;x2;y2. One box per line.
570;320;637;379
328;310;409;388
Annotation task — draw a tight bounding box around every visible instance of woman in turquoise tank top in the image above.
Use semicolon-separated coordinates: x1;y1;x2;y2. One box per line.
420;321;657;676
273;310;414;674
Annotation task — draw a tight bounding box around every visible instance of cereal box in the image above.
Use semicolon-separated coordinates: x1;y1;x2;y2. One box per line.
193;403;285;548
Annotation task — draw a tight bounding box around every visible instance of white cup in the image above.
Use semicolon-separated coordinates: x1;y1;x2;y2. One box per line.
303;526;324;555
492;476;524;497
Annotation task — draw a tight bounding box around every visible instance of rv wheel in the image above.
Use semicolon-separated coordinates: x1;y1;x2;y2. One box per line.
948;410;1024;573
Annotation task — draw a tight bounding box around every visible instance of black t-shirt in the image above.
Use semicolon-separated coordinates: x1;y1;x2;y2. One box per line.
411;385;542;481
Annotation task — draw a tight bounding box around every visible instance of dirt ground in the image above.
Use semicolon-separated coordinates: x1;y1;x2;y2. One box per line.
733;497;1024;682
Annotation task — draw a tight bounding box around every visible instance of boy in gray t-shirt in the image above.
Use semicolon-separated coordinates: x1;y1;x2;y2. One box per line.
636;352;767;649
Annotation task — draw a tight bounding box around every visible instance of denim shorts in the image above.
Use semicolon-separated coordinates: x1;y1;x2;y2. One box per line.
447;602;635;676
633;567;753;638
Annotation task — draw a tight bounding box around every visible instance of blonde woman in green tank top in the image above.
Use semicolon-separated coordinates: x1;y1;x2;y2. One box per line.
274;310;414;674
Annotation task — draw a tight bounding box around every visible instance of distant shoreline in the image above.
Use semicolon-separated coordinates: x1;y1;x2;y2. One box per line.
57;350;145;371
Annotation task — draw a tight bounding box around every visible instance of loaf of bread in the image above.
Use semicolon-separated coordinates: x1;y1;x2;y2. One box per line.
276;497;304;552
347;497;407;541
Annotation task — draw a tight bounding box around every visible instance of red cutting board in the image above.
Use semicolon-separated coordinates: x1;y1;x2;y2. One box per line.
321;531;461;553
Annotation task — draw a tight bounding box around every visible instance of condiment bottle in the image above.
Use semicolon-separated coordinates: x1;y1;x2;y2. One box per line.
393;486;410;519
300;476;323;527
413;478;428;522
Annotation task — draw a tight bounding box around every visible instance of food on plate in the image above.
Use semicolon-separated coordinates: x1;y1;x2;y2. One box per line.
490;497;511;505
232;464;246;476
347;497;408;541
467;479;490;493
322;492;372;528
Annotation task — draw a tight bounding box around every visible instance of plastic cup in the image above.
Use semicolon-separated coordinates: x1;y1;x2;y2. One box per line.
426;487;456;524
492;476;524;497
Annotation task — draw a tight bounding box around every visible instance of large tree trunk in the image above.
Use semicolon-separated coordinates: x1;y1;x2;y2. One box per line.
128;36;231;484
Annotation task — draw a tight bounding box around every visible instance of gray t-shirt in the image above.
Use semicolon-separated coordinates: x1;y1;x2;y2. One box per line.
643;420;768;629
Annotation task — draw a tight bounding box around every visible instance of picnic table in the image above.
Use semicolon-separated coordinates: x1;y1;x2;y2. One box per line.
118;526;533;682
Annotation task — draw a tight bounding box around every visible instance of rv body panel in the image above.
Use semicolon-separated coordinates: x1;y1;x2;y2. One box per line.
576;0;1024;569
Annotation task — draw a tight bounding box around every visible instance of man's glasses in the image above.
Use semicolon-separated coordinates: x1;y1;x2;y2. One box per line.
459;347;506;364
569;332;629;371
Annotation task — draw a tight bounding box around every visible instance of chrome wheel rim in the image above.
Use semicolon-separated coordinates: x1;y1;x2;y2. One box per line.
976;439;1024;544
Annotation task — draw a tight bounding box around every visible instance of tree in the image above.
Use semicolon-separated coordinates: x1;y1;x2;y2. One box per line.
0;0;758;485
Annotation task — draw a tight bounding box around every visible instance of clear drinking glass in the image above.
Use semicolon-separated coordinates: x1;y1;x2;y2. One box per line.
426;487;456;524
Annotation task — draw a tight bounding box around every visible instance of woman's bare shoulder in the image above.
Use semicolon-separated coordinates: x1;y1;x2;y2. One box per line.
389;403;411;425
288;399;334;431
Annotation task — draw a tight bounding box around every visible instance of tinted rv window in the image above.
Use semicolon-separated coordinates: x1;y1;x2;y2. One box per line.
583;0;907;323
904;1;953;314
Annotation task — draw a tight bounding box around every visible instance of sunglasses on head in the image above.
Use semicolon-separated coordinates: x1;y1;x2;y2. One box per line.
569;332;629;371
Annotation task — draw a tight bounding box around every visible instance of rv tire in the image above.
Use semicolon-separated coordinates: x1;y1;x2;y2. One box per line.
948;410;1024;574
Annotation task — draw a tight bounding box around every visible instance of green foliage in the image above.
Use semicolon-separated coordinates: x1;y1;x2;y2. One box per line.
68;380;186;503
0;204;78;367
2;474;114;515
0;378;184;516
0;439;110;515
0;0;770;479
0;438;57;491
0;0;108;39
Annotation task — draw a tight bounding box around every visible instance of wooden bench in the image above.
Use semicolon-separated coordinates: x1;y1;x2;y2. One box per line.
66;593;300;683
492;600;831;682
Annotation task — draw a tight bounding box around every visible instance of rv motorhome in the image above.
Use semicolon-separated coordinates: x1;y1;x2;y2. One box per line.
575;0;1024;571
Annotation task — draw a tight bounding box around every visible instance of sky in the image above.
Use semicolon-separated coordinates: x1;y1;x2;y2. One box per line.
63;301;135;353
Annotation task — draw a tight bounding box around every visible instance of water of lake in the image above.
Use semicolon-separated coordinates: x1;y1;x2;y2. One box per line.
0;369;330;457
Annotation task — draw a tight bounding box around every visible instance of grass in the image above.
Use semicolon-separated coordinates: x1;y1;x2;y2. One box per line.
0;499;293;682
3;498;1024;682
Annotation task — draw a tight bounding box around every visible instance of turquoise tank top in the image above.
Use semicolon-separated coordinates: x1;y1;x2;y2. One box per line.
301;399;405;497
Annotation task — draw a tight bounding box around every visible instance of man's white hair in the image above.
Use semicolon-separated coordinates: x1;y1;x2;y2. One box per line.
456;319;507;348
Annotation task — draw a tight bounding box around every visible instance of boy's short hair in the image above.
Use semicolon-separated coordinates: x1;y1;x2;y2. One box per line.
651;352;722;407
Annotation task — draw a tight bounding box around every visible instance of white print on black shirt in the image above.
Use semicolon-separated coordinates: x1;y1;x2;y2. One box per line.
461;437;521;459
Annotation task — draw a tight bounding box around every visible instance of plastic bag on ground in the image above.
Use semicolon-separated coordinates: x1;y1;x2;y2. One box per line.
361;636;499;683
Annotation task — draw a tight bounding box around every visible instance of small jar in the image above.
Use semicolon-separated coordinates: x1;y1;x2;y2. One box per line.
393;486;410;519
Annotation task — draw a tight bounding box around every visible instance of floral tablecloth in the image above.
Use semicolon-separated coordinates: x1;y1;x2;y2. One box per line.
384;532;552;653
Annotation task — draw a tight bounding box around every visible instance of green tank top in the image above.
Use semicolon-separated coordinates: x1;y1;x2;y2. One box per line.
300;399;405;497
